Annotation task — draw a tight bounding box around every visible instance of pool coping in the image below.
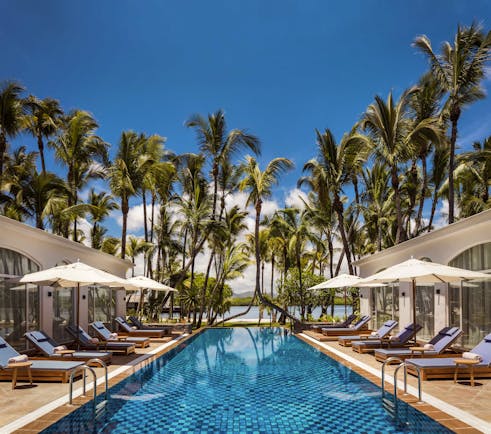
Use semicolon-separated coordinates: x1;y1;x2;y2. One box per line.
6;329;204;433
299;333;490;434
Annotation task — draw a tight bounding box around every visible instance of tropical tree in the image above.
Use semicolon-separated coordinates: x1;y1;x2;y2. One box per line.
219;155;294;324
302;128;367;273
87;188;119;249
361;88;442;244
51;110;108;240
0;81;25;178
24;96;63;174
126;235;154;276
109;131;144;258
414;23;491;223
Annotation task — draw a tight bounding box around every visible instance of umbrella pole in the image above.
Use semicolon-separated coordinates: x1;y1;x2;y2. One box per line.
344;287;347;318
412;279;416;328
459;281;463;341
76;283;80;349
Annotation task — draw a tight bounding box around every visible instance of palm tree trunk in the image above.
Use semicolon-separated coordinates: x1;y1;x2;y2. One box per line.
37;135;46;174
414;154;428;235
334;195;353;274
428;190;439;232
121;197;128;259
391;166;405;243
0;132;6;178
448;117;458;224
142;189;148;242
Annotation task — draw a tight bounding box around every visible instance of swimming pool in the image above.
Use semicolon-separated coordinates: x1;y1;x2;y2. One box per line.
42;328;452;433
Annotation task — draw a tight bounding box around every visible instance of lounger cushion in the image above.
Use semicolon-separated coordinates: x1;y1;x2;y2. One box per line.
406;357;488;369
31;331;49;342
30;360;84;370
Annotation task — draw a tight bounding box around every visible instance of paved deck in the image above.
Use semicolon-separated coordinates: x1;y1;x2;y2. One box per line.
2;327;491;433
301;330;491;433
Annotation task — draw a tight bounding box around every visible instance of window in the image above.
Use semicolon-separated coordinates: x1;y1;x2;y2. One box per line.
449;243;491;347
89;286;116;323
0;248;40;351
371;284;399;329
415;285;434;340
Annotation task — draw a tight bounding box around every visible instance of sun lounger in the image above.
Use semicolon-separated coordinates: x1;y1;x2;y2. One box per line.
338;320;398;346
310;314;357;331
90;322;151;348
320;315;371;338
405;333;491;381
128;316;173;335
66;325;136;355
351;323;422;353
115;316;168;338
25;330;112;365
0;336;84;383
374;326;462;362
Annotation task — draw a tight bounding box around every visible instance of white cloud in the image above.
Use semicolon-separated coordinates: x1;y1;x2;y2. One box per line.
116;203;160;232
77;217;92;246
285;188;308;210
261;199;279;216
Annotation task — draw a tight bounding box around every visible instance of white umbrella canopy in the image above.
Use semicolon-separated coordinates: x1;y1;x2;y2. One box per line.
125;276;176;319
357;258;489;285
307;274;384;317
358;258;490;327
19;261;138;332
126;275;177;292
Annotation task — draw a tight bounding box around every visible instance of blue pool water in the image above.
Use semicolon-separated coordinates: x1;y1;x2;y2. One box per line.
43;328;452;433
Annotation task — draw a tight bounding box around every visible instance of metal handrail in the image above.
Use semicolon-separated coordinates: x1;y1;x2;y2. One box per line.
68;365;97;416
381;358;423;415
381;356;403;401
86;358;108;402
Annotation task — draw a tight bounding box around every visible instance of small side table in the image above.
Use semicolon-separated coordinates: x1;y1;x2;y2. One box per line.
454;358;480;386
7;361;33;390
410;347;428;357
55;349;76;357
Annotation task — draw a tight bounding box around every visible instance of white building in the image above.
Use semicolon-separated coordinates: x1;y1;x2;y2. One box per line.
355;209;491;348
0;216;132;351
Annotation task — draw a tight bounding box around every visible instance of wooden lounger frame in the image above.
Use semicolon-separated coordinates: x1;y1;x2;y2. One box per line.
117;329;166;339
406;363;491;381
29;353;112;366
0;367;82;383
338;334;374;347
374;350;460;363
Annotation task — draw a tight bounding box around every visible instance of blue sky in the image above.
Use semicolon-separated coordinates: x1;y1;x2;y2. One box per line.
2;0;491;239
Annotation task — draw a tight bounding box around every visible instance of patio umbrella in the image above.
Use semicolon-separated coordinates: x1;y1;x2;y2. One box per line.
308;274;384;316
126;276;176;318
19;261;137;332
358;258;490;327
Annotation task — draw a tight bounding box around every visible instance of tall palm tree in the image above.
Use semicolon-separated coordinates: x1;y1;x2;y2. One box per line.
109;131;145;258
414;23;491;223
0;81;25;178
428;143;449;231
409;73;445;235
302;128;367;273
87;188;119;249
126;236;153;277
361;89;442;244
225;155;294;323
51;110;108;240
24;96;63;174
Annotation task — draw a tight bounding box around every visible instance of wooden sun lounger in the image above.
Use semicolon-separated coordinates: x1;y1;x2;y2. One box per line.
0;359;84;383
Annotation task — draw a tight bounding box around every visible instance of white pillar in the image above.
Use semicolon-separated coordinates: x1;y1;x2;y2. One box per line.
398;282;412;327
39;286;53;336
434;283;449;332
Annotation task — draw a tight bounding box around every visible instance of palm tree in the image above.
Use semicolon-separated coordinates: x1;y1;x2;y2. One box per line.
455;136;491;216
51;110;108;240
302;128;367;273
229;155;294;323
24;96;63;174
109;131;144;258
87;188;119;249
409;73;445;235
186;110;260;325
126;236;153;277
0;81;25;178
428;143;449;231
413;23;491;223
361;89;442;244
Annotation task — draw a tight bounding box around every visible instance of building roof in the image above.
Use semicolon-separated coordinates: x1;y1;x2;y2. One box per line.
0;215;132;270
354;209;491;267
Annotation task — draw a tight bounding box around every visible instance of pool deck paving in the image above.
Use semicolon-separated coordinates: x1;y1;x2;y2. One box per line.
0;326;490;433
300;330;491;433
